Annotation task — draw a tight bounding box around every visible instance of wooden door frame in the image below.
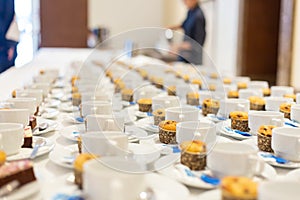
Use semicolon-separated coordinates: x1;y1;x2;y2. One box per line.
276;0;296;86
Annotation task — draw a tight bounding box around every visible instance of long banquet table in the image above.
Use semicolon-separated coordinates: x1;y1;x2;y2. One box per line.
0;48;295;200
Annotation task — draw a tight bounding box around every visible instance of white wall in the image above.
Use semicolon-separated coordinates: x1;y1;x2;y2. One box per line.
88;0;163;36
291;1;300;91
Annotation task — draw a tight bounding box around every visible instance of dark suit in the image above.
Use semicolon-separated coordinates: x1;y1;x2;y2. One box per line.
0;0;15;73
179;5;206;65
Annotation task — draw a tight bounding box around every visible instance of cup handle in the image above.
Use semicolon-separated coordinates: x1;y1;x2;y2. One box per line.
271;118;283;127
248;154;265;176
105;119;115;131
179;114;185;122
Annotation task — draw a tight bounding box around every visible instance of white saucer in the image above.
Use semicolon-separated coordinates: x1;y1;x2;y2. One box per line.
42;173;189;200
205;114;227;123
44;99;61;108
64;114;84;124
60;94;72;102
197;189;220;200
258;152;300;169
125;125;153;140
218;120;252;140
41;108;60;119
7;136;55;161
59;102;79;112
135;117;159;133
154;154;276;189
5;181;40;200
49;144;78;169
59;124;85;142
126;105;151;118
286;168;300;181
33;118;58;136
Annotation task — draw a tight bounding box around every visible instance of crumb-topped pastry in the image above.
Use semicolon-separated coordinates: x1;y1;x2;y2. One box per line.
72;86;78;93
191;79;202;89
210;73;218;79
12;90;16;98
0;160;36;189
74;153;98;189
223;78;232;85
280;103;292;119
71;76;80;86
202;99;220;116
186;92;200;106
137;98;152;112
114;79;125;93
167;86;176;96
180;140;206;171
182;75;190;83
229;111;250;132
262;88;271;97
221;176;257;200
0;151;6;166
284;94;296;102
153;78;164;89
72;93;81;107
237;82;248;90
248;96;265;111
257;125;276;153
153;109;165;126
228;90;239;99
121;88;134;102
158;120;177;144
208;84;216;91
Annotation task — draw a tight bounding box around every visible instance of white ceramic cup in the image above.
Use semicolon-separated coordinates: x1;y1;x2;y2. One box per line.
248;111;284;134
265;97;293;111
152;95;180;110
81;92;112;103
272;127;300;161
218;99;250;118
7;98;37;115
248;81;269;90
81;132;128;156
297;93;300;104
0;123;24;155
133;86;159;102
80;101;112;117
83;159;146;200
207;142;264;178
176;121;216;148
86;114;124;132
291;104;300;123
0;109;30;127
239;89;263;99
30;83;51;98
16;89;43;106
271;86;294;97
166;106;199;122
233;76;251;84
259;181;300;200
176;84;198;100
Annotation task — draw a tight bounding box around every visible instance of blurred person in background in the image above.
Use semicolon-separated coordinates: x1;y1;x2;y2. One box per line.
0;0;18;73
168;0;206;65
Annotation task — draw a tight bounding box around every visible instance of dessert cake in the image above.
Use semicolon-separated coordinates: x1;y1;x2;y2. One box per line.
284;94;296;102
186;92;200;106
22;126;33;148
223;78;232;85
221;176;257;200
202;99;220;116
237;82;247;90
229;111;250;132
248;96;265;111
158;120;177;144
153;109;165;126
191;79;202;89
71;76;80;86
262;88;271;97
228;90;239;99
121;88;134;102
257;125;276;153
72;93;81;107
0;159;36;190
137;98;152;112
29;116;37;130
279;102;292;119
74;153;98;189
167;86;176;96
180;140;206;171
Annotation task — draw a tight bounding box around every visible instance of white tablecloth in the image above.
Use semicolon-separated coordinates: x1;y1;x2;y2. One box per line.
0;48;293;200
